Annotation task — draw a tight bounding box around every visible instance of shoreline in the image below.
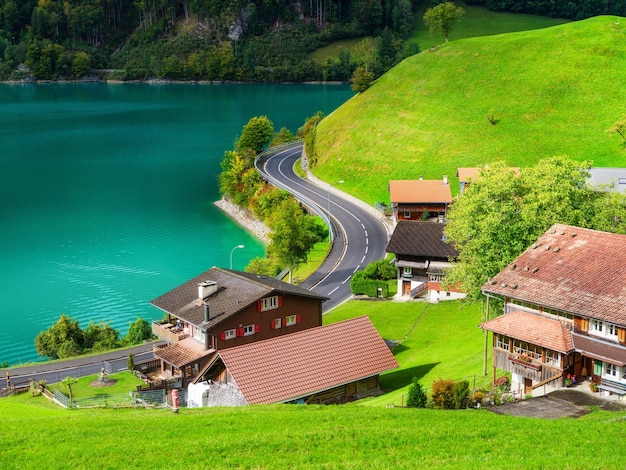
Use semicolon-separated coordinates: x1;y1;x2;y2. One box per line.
214;196;271;245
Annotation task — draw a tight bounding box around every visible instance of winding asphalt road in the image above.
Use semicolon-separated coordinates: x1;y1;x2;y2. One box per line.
255;142;391;312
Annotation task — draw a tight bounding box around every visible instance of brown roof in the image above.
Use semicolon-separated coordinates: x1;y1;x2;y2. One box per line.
480;310;573;353
572;333;626;366
154;342;217;368
386;221;458;259
214;316;399;404
482;224;626;326
388;180;453;204
150;267;327;328
456;168;480;183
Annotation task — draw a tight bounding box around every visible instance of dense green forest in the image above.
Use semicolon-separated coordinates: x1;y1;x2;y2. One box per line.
0;0;623;82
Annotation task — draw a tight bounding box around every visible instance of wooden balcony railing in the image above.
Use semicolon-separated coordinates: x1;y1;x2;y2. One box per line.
152;321;188;344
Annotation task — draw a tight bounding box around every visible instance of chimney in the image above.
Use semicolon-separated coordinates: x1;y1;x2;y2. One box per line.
419;175;423;180
203;302;210;322
198;280;217;300
443;175;448;185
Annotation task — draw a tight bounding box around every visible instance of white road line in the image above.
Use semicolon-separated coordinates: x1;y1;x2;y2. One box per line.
361;223;365;229
329;286;339;295
342;276;351;284
364;230;368;237
361;255;366;263
365;246;368;254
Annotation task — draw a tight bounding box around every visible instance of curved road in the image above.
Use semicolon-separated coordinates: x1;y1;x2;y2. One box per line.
256;142;390;312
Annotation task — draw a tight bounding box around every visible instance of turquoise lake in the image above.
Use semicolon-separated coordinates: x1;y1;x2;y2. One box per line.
0;83;354;366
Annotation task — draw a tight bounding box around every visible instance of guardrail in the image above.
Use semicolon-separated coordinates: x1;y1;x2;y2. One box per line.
254;140;335;244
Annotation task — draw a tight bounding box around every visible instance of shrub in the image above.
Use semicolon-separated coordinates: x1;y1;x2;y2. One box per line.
453;380;470;409
350;271;389;297
471;390;485;406
494;375;509;392
406;377;427;408
431;378;455;409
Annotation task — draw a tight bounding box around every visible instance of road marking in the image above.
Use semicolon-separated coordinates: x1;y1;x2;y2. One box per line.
329;286;339;295
365;246;368;254
364;230;368;237
361;223;365;229
361;255;366;263
342;276;351;284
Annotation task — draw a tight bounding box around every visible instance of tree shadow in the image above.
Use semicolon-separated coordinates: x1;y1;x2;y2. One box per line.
381;363;440;392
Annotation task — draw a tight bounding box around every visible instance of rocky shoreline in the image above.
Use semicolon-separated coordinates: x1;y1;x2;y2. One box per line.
214;197;271;245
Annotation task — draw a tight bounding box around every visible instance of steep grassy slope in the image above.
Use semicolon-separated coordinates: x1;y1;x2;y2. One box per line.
314;16;626;204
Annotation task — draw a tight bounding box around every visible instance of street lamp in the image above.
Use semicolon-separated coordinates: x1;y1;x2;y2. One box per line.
230;244;244;269
327;180;344;243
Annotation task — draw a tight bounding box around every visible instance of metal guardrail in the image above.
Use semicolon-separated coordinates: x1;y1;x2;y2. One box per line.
254;140;335;244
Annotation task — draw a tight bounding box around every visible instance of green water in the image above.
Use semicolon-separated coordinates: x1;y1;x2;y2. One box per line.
0;82;353;365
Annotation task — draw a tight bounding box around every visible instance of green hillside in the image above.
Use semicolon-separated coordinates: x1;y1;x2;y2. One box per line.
314;16;626;204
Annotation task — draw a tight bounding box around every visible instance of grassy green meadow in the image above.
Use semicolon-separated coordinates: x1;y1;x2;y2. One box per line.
2;300;626;468
314;16;626;204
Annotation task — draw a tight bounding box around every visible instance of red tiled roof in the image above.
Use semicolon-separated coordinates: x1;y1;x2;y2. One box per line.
456;168;480;183
482;224;626;325
216;316;399;404
389;180;452;204
480;310;573;353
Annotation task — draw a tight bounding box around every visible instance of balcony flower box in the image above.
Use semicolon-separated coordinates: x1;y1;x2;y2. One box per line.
509;355;541;370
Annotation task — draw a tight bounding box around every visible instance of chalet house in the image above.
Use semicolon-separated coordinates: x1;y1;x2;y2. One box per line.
386;221;464;302
481;224;626;398
388;177;452;224
456;168;480;194
149;267;328;387
187;316;399;406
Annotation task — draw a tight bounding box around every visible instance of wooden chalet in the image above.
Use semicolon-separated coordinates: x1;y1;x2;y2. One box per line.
149;267;328;387
388;177;452;224
187;316;399;406
385;221;464;302
481;224;626;398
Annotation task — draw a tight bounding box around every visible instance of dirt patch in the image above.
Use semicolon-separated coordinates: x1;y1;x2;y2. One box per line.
488;390;626;419
89;377;118;388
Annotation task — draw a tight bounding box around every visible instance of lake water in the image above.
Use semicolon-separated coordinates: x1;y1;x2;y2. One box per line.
0;82;353;366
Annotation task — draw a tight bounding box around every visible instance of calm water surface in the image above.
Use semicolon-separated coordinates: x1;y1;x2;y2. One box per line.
0;83;353;365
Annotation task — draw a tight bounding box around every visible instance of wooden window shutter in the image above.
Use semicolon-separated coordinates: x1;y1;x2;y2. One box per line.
580;318;589;333
237;328;244;337
255;324;261;333
257;300;263;311
593;359;602;376
278;295;283;307
618;327;626;344
219;332;225;340
270;320;276;330
296;314;301;323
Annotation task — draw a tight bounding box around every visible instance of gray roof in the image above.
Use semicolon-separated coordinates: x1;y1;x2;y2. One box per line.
386;221;458;259
150;267;327;329
588;168;626;193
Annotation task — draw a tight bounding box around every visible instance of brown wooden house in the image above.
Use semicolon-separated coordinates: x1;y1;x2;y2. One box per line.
149;267;328;386
481;224;626;398
388;177;452;224
187;316;399;406
385;221;464;302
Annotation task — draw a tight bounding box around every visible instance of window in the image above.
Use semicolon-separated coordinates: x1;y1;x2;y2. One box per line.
590;320;618;340
271;318;282;329
243;324;256;336
258;295;281;312
285;315;300;326
223;329;236;340
545;350;559;367
402;267;412;277
608;323;618;336
496;335;510;351
403;210;411;218
606;363;617;377
429;273;444;282
591;320;603;333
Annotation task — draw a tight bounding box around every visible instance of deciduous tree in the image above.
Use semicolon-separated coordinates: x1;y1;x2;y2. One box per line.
423;2;465;43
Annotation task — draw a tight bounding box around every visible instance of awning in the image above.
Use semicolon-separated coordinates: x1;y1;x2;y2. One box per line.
572;333;626;366
395;260;428;269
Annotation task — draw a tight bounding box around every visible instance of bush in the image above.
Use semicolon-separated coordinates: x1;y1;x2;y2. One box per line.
453;380;470;409
406;377;428;408
471;390;485;406
431;378;455;409
350;271;389;297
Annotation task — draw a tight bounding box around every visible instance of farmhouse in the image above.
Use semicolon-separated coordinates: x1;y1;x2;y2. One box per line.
187;316;399;406
388;177;452;224
149;267;328;387
481;224;626;398
386;220;464;302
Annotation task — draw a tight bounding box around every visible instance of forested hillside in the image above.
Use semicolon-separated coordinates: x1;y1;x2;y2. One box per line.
0;0;415;81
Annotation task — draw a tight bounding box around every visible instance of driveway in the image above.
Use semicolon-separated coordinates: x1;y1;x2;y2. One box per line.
488;389;626;419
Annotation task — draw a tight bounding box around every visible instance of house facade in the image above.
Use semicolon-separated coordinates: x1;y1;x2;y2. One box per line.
481;224;626;398
386;220;464;302
149;267;328;386
388;177;452;224
187;316;399;407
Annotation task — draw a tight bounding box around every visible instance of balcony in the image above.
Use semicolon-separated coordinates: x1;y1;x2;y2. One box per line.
152;321;188;344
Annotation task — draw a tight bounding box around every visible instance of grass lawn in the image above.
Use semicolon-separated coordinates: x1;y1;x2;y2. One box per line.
311;37;370;63
314;16;626;204
324;299;492;405
290;240;331;284
49;371;145;402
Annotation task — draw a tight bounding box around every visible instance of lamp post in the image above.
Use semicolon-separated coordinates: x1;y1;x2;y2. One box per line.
230;244;244;270
327;180;344;243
